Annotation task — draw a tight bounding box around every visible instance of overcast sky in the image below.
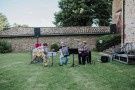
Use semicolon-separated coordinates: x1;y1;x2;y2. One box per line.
0;0;60;27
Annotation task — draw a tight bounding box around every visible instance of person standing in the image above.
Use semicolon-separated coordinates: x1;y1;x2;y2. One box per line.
59;46;64;66
87;50;91;64
83;41;91;64
59;42;69;66
62;45;69;65
82;41;89;65
77;40;83;65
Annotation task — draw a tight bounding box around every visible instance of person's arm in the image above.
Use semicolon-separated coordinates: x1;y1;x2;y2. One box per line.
59;49;64;57
83;45;89;53
78;47;83;53
86;47;89;53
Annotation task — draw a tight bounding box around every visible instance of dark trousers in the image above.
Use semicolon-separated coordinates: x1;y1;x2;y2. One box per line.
82;55;87;65
87;51;91;63
78;53;82;64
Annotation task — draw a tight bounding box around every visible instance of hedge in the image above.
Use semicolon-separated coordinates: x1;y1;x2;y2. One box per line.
0;40;12;53
96;34;121;52
50;43;59;52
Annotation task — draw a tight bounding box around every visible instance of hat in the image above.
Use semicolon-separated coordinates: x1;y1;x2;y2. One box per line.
83;41;86;43
43;43;48;46
83;41;87;44
61;42;65;46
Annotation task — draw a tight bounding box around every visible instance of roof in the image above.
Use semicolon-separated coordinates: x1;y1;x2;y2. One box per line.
0;26;110;37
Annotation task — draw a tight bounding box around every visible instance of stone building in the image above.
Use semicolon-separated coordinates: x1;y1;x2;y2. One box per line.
112;0;135;49
124;0;135;47
0;27;110;52
112;0;123;33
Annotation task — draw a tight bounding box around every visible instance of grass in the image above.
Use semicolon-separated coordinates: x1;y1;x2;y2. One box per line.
0;52;135;90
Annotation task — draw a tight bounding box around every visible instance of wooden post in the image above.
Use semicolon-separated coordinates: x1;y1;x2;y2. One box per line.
52;53;53;66
37;37;39;44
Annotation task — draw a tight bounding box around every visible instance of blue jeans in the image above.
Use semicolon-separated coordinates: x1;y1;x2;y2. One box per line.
64;56;68;65
60;56;68;65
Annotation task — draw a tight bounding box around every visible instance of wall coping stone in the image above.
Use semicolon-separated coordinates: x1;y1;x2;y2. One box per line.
0;26;110;38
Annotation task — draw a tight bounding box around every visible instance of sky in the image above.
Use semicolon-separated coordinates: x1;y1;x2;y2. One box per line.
0;0;60;27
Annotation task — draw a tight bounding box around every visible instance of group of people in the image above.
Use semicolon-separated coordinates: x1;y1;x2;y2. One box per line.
58;40;91;66
77;40;91;65
32;40;91;66
32;42;49;66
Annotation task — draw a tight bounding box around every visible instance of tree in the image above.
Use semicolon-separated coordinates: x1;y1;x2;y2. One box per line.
53;0;112;27
0;13;10;31
12;23;29;27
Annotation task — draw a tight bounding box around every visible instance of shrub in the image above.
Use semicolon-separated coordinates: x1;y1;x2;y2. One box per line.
50;43;59;52
0;40;12;53
96;34;121;52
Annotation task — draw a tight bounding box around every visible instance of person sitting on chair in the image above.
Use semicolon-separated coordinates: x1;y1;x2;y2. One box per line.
32;44;45;64
34;42;41;48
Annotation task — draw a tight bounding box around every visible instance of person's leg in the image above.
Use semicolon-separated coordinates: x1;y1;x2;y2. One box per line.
60;57;63;66
78;54;82;64
86;56;89;64
88;51;91;63
82;55;86;65
65;56;68;65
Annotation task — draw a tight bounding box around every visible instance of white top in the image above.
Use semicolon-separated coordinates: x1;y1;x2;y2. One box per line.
59;48;64;58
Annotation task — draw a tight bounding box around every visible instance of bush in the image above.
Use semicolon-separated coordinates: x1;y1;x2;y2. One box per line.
50;43;59;52
96;34;121;52
0;40;12;53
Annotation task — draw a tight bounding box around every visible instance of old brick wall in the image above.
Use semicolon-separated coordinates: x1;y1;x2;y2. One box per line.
0;26;110;52
1;35;98;52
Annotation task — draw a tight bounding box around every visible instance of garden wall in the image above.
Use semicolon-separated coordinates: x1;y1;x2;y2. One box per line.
0;27;110;52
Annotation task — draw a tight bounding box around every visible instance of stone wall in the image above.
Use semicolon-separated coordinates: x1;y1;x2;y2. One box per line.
0;26;110;52
112;0;123;33
1;35;98;52
124;0;135;43
124;0;135;48
112;0;122;24
112;0;135;49
0;27;109;37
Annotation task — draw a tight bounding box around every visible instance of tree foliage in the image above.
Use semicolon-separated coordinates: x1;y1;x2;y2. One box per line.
13;23;29;27
0;13;10;31
53;0;112;27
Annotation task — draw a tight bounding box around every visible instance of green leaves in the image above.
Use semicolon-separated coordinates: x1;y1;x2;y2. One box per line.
0;13;9;31
54;0;112;27
96;34;121;52
0;40;12;53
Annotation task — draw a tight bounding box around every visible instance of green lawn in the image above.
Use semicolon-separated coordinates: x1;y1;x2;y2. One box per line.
0;52;135;90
